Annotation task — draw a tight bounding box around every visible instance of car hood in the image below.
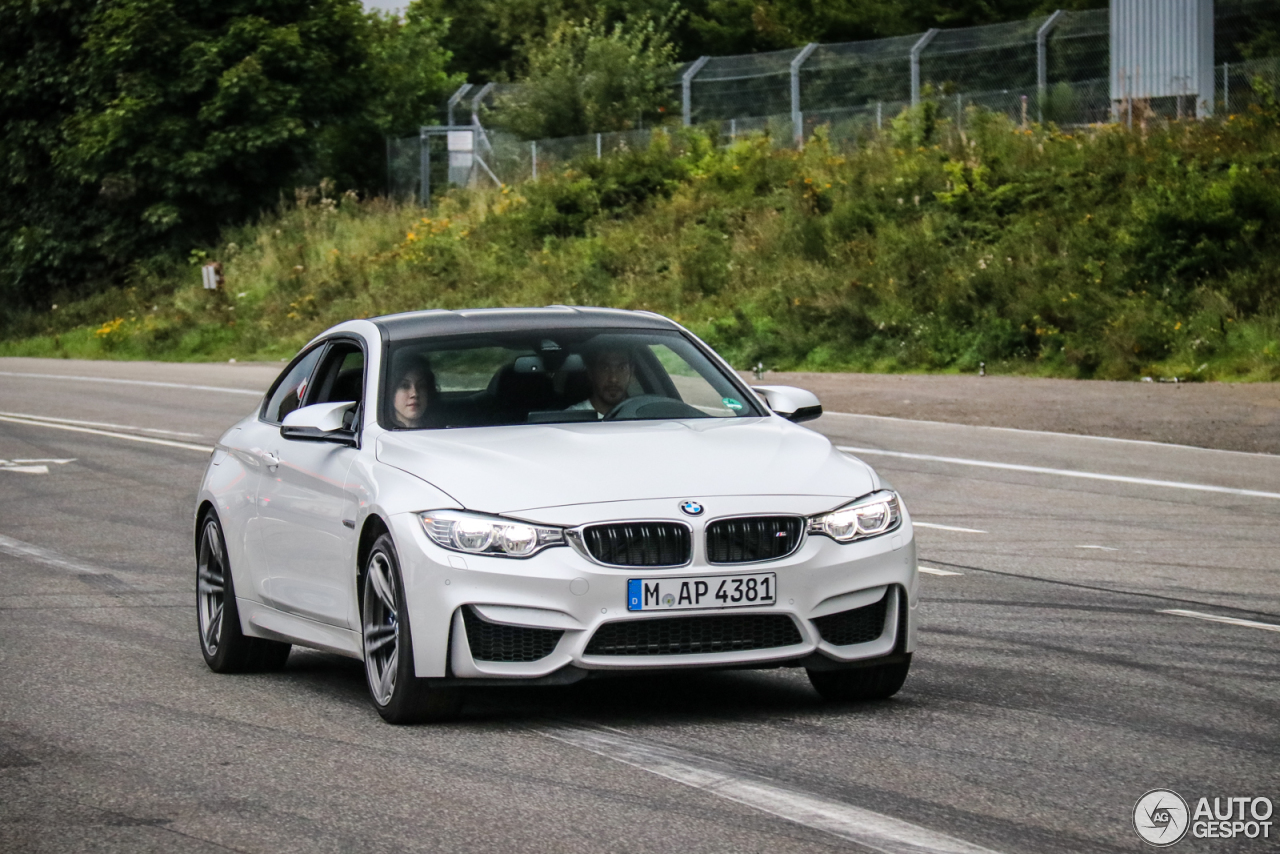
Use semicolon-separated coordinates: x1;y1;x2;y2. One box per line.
375;417;877;515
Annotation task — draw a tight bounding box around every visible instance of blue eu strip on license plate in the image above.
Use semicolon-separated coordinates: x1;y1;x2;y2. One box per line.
627;572;777;612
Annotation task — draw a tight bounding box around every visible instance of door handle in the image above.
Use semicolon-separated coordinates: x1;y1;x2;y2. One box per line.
262;451;281;469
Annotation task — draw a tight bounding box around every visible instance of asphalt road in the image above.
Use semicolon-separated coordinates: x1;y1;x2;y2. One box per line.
1;359;1277;854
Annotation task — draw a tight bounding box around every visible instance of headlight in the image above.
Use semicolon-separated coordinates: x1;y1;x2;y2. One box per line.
808;490;903;543
419;510;564;558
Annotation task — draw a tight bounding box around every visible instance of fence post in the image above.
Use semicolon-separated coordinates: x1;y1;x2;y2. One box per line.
682;56;710;127
470;82;495;127
1223;62;1229;113
419;127;430;207
531;141;537;180
1036;11;1064;123
910;30;939;107
596;133;602;159
447;83;473;128
877;101;883;130
386;136;391;198
790;43;819;147
730;118;737;140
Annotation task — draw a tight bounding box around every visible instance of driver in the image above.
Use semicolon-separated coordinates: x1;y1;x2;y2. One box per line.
566;346;633;418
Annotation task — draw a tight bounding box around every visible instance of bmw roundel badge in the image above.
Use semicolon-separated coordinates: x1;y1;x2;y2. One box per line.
679;500;705;517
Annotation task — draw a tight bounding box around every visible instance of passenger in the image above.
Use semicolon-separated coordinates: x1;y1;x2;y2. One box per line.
390;355;436;428
567;346;634;418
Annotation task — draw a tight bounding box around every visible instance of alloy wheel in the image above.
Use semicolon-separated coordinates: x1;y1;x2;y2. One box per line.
363;551;400;706
197;519;226;656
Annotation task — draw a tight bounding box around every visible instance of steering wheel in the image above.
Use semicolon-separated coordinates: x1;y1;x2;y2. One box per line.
603;394;707;421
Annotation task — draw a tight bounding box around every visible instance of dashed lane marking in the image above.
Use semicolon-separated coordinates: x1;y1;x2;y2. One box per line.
0;414;213;453
541;722;1005;854
1076;545;1119;551
919;566;964;576
822;410;1280;459
1158;609;1280;634
837;446;1280;501
0;533;107;576
914;522;988;534
0;411;206;438
0;371;262;397
0;458;75;475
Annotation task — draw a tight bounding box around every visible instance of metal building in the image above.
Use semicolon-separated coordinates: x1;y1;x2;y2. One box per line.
1111;0;1215;117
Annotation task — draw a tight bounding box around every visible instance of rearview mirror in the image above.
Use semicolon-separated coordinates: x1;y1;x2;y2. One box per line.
281;401;358;445
751;386;823;423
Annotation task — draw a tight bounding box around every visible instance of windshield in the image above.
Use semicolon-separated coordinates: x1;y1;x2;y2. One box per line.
381;328;763;429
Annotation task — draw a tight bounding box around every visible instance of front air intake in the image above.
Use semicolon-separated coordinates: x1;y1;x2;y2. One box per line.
584;613;802;656
580;522;691;567
461;606;563;662
812;594;889;646
706;516;804;563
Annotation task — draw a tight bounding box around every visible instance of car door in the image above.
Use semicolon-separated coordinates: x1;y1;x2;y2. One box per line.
255;338;365;627
241;345;327;604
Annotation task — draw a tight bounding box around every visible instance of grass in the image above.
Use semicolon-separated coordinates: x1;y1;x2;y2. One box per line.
4;101;1280;382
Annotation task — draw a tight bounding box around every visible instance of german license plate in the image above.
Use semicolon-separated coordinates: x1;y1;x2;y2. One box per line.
627;573;777;612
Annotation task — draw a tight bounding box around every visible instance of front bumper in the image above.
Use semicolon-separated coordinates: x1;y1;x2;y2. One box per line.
388;507;918;680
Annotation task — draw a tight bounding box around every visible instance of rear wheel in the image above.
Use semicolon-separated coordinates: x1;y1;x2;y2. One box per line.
807;655;911;702
197;512;291;673
362;533;463;724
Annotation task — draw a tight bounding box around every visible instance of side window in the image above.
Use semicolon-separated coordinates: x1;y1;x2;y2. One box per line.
263;347;324;424
309;342;365;407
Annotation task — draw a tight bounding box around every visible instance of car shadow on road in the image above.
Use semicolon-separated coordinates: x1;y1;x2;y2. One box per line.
281;649;923;727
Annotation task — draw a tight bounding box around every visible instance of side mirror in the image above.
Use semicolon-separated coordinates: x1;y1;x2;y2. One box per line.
751;385;823;423
281;401;359;445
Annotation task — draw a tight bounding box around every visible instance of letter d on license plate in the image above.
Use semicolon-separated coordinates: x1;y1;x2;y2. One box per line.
627;573;776;612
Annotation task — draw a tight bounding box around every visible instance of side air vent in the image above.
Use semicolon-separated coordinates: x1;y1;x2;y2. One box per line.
812;594;889;646
580;522;691;567
706;516;804;563
461;606;563;662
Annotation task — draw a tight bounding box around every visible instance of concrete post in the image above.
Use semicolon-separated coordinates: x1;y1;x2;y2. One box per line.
682;57;710;127
790;43;819;146
1036;10;1064;122
910;29;939;106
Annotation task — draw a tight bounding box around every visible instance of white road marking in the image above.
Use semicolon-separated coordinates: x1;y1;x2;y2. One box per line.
0;371;262;397
542;723;1004;854
823;410;1279;459
0;458;75;475
914;522;988;534
0;414;213;453
1158;609;1280;634
0;411;205;438
0;533;106;575
919;566;964;576
1076;545;1119;551
837;446;1280;501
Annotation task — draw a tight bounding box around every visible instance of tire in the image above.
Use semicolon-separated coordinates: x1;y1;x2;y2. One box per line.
197;511;292;673
807;655;911;702
362;533;463;724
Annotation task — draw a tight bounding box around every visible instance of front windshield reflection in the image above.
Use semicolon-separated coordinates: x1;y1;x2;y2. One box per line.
381;329;762;430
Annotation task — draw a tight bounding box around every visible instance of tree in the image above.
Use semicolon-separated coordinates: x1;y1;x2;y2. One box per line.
0;0;458;306
489;10;681;139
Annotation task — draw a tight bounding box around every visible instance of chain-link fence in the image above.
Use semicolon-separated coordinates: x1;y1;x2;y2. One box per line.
387;1;1280;201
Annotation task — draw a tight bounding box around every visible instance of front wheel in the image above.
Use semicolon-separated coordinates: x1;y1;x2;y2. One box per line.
197;511;291;673
362;533;463;724
807;655;911;702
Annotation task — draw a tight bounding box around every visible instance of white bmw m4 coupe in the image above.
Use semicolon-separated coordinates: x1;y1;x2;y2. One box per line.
195;307;918;723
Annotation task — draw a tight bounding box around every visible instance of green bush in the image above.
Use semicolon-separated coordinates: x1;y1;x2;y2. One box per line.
5;107;1280;382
